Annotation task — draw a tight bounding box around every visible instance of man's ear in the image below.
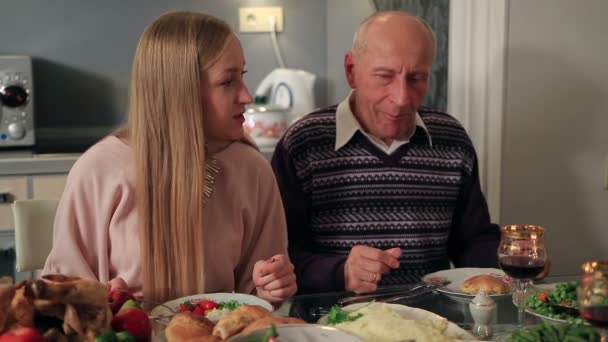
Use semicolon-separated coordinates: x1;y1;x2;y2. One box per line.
344;52;356;89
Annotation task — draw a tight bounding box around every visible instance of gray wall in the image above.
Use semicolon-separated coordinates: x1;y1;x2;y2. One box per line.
502;0;608;275
0;0;325;145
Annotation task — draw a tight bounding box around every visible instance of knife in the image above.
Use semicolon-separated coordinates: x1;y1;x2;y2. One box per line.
337;280;450;306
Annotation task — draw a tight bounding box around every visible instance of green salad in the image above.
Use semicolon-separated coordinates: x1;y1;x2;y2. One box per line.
507;322;599;342
526;281;583;322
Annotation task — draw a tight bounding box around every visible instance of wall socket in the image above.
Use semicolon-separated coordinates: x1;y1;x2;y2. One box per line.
239;7;283;33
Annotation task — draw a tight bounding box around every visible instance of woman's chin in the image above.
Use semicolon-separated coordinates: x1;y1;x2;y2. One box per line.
226;129;245;141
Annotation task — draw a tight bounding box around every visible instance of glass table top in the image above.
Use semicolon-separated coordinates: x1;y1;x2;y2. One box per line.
285;275;580;341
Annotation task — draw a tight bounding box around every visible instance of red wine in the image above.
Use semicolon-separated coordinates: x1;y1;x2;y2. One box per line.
581;305;608;328
499;256;545;279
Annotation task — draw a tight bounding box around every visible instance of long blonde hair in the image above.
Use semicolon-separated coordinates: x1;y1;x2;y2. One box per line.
125;11;232;302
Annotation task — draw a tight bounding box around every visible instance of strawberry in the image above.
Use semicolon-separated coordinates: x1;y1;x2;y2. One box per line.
108;290;135;315
0;327;45;342
111;308;151;342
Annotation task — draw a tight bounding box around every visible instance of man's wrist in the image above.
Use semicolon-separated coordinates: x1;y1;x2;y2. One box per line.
335;259;347;291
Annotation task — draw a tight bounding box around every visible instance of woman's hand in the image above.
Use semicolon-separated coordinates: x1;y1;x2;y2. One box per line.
106;277;129;292
106;277;134;314
253;254;297;302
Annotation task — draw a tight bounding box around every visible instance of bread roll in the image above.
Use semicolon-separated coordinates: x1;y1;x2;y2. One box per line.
165;312;215;342
241;316;306;334
0;285;16;331
185;336;221;342
212;305;271;339
460;275;510;295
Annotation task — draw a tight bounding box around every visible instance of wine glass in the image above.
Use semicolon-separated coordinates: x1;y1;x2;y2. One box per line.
498;225;547;326
579;261;608;341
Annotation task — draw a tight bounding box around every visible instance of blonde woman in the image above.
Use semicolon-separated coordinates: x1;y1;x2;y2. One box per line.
43;11;297;303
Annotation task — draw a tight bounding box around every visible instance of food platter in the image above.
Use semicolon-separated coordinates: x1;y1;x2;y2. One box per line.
150;292;273;323
151;293;274;342
422;268;514;303
227;324;364;342
318;302;476;341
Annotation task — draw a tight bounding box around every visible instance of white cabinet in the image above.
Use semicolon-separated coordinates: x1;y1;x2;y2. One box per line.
0;155;77;281
32;175;67;199
0;177;28;231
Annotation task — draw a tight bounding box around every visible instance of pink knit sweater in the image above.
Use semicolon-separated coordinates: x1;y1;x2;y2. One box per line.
43;136;288;295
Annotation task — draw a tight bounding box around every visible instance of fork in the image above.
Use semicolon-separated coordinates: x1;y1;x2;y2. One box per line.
140;299;177;322
113;289;176;319
337;280;450;306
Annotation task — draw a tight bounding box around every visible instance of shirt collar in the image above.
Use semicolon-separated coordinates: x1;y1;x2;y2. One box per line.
334;91;433;151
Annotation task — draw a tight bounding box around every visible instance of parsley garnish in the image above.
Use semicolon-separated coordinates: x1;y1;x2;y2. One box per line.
327;305;364;325
219;300;242;310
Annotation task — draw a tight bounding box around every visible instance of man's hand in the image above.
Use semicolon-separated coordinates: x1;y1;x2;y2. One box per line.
537;258;551;280
344;245;401;293
253;254;297;302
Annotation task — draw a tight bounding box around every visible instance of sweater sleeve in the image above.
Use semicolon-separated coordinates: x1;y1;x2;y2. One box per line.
271;140;346;294
447;155;501;268
42;149;117;283
234;157;290;294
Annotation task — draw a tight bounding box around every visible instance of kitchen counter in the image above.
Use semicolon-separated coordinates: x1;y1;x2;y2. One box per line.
0;153;79;176
0;145;274;177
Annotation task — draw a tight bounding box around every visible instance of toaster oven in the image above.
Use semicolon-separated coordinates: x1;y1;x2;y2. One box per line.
0;55;35;148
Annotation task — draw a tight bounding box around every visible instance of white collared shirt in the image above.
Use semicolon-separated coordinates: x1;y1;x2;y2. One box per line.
334;92;432;154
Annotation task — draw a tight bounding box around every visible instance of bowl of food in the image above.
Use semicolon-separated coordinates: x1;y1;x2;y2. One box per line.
243;104;289;148
161;304;308;342
150;292;273;323
519;281;585;324
500;321;598;341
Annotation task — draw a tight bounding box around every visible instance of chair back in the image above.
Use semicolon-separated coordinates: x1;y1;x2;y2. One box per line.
11;199;59;272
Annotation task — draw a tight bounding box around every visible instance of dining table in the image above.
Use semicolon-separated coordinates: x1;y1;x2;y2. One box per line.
273;275;580;341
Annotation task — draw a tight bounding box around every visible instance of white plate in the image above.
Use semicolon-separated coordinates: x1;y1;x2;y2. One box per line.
422;268;514;303
318;302;477;341
151;293;274;342
150;292;273;322
227;324;364;342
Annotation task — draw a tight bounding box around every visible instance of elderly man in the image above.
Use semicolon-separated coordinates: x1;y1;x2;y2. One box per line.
271;11;500;294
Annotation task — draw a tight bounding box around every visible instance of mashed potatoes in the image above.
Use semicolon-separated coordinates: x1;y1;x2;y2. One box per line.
335;302;457;342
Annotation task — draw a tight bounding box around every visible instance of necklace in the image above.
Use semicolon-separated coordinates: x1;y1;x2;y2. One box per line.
203;154;220;200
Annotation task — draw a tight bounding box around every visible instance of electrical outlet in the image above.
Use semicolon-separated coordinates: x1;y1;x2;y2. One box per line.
239;7;283;33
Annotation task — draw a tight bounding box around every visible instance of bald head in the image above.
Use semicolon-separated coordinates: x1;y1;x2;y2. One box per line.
352;11;436;61
343;11;436;144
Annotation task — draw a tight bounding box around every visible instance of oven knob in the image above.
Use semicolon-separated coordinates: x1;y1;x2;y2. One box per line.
0;85;28;107
7;123;25;140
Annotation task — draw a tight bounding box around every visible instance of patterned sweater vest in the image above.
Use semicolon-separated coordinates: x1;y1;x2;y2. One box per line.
282;106;477;284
